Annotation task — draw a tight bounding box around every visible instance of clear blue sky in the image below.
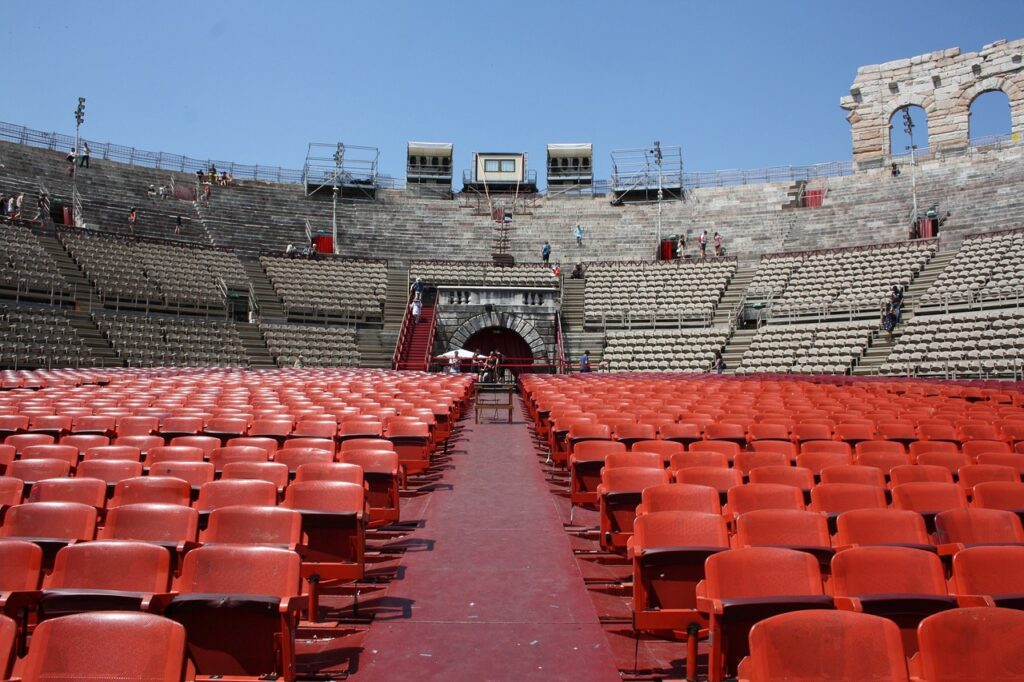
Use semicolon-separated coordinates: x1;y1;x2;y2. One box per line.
3;1;1020;183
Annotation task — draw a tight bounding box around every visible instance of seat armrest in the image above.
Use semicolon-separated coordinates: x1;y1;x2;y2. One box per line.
833;596;863;612
956;593;996;607
144;591;178;614
695;596;723;615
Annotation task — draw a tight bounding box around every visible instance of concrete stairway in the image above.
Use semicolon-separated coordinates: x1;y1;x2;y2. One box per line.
235;322;276;368
67;311;121;366
560;279;586;332
356;328;397;369
852;331;899;376
902;250;956;313
382;267;410;330
721;328;758;373
240;259;285;321
562;331;606;371
712;266;757;326
33;232;98;311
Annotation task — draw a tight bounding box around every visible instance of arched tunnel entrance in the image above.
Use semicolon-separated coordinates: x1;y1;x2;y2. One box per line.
463;326;534;376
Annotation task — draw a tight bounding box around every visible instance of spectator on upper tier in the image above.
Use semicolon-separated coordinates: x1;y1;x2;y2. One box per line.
541;240;551;265
713;231;723;257
174;215;183;235
574;224;584;247
411;277;425;301
127;207;137;233
411;298;422;324
579;350;591;373
698;230;708;258
80;143;90;168
14;193;23;219
147;184;157;198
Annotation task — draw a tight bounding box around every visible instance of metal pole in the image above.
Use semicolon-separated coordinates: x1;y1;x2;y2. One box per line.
332;185;338;255
72;97;85;228
903;108;919;225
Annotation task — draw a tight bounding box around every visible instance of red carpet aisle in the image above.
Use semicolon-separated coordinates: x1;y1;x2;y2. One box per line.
351;402;621;681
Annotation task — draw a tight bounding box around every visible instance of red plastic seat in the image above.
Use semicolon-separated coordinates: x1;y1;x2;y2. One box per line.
162;545;303;679
697;547;833;682
796;450;852;476
705;422;747;447
809;483;888;518
226;436;279;455
748;440;797;459
908;440;960;461
58;434;110;456
208;445;271;474
934;508;1024;551
748;466;814;494
792;422;833;444
958;464;1019;496
975;452;1024;476
158;416;205;439
612;423;657;448
669;451;729;475
144;445;205;466
630;439;683;463
569;440;627;508
917;422;961;445
335;450;402;525
631;510;729;678
221;461;290;493
98;503;199;562
113;435;167;455
819;464;886;487
110;476;192;508
972;481;1024;518
0;477;24;512
891;482;968;528
19;444;78;469
19;612;188;682
0;501;97;569
4;458;71;485
675;466;743;497
117;416;159;438
962;439;1013;460
889;464;954;487
835;422;876;445
951;545;1024;609
690;440;741;463
725;483;804;517
249;419;294;443
831;546;955;655
27;477;106;510
36;540;172;621
733;451;789;476
385;420;431;475
733;509;832;564
70;415;116;436
916;450;971;475
338;420;384;442
834;508;934;552
196;479;278;517
168;435;221;457
81;444;142;462
747;422;790;443
202;417;250;443
876;420;918;446
659;422;703;447
799;440;851;458
0;539;43;621
148;461;216;492
201;505;302;549
740;610;910;682
913;607;1024;681
5;433;55;454
854;450;912;477
597;466;670;552
605;451;663;470
636;483;721;516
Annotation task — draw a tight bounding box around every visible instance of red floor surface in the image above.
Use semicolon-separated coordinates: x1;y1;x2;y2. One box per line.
349;404;621;681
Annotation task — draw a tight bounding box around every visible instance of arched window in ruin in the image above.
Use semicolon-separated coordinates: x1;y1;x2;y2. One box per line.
889;105;930;158
969;89;1012;144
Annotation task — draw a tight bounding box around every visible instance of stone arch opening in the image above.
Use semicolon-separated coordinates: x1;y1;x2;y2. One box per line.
889;105;930;157
463;327;534;376
969;89;1013;142
447;311;549;374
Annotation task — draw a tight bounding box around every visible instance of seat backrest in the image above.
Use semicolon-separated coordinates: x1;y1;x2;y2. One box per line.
675;465;743;492
734;509;831;550
336;449;399;476
339;438;394;452
82;445;142;462
891;482;968;513
605;451;663;470
632;510;730;550
76;459;144;485
916;607;1024;681
951;545;1024;596
630;440;684;459
273;447;336;473
745;610;909;681
819;464;886;487
639;483;721;515
28;477;107;508
202;505;303;547
209;445;270;471
599;466;670;493
0;539;43;591
177;544;301;597
0;476;23;508
168;435;221;456
572;440;626;461
20;444;79;467
19;612;187;681
834;508;931;548
196;479;278;513
854;450;912;475
226;436;279;454
689;440;741;460
703;547;824;598
726;483;805;515
670;451;729;471
291;462;364;485
110;476;192;508
935;508;1024;546
916;451;971;474
958;464;1019;491
831;545;947;597
144;445;205;465
49;540;171;592
99;503;199;544
809;483;888;514
283;480;364;512
221;461;290;490
972;481;1024;512
889;464;954;486
5;458;71;483
0;501;96;541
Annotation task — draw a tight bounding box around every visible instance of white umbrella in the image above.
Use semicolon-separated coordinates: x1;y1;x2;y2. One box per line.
436;349;481;359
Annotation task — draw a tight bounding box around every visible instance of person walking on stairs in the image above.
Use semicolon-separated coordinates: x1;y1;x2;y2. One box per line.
541;240;551;265
574;224;584;247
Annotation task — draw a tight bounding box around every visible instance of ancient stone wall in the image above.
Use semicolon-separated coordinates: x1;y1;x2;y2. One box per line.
841;39;1024;168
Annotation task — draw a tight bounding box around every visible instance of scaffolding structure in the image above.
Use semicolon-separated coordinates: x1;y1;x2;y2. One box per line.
303;142;379;200
610;144;684;204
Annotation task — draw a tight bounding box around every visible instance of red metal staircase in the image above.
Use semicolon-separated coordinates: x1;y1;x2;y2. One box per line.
392;297;437;371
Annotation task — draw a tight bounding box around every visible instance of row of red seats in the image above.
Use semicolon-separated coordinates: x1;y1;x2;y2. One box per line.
740;607;1024;681
0;540;306;680
630;535;1024;681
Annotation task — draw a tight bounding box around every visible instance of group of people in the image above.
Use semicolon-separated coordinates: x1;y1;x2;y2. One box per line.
197;165;234;187
66;144;91;176
880;285;905;338
680;230;724;259
0;192;25;221
146;184;170;200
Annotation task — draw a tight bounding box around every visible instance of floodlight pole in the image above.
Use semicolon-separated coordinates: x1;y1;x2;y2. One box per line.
902;108;919;225
72;97;85;227
654;141;664;248
332;143;343;255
